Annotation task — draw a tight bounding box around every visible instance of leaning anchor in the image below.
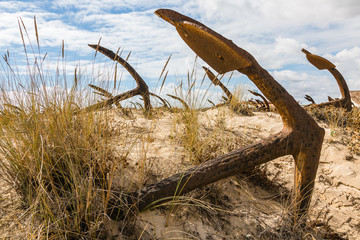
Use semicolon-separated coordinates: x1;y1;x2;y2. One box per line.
108;9;325;224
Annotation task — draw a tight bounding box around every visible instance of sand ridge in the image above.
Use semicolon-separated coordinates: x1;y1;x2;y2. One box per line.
101;106;359;239
1;106;359;239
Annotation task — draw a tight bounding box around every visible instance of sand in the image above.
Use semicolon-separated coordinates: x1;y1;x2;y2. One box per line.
100;106;359;239
1;106;359;239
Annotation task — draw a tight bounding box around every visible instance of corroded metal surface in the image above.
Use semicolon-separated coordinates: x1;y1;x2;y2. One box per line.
302;49;352;111
154;9;252;74
78;45;151;113
249;90;270;111
301;48;335;70
203;66;233;101
107;9;325;223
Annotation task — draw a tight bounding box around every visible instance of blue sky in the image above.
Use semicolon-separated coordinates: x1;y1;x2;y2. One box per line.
1;0;360;106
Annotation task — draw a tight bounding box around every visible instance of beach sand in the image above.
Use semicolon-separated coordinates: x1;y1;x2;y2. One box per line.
1;106;359;239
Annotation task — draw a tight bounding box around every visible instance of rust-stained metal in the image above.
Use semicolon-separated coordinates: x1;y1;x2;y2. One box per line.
249;90;270;111
203;66;233;101
248;99;259;107
255;99;266;109
207;99;216;107
154;10;252;74
302;49;352;111
304;95;316;105
77;45;151;113
89;84;169;110
88;84;123;110
107;9;325;223
301;49;335;70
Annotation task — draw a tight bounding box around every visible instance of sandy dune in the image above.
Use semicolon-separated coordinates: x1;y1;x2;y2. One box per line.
102;106;360;239
1;106;359;239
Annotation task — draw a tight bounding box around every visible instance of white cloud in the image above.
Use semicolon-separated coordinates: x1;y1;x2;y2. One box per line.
190;0;360;53
0;1;40;11
244;37;311;69
193;0;360;27
271;69;346;104
0;0;359;105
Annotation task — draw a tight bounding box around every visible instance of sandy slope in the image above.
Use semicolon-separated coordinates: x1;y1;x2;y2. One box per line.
100;106;359;239
1;106;359;239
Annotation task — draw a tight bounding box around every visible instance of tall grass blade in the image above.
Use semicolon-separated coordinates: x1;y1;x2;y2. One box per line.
125;51;132;61
158;54;172;86
61;40;65;59
159;70;168;93
34;16;40;51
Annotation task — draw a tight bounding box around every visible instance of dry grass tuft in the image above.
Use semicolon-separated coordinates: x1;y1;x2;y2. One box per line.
0;21;126;239
0;70;122;239
227;86;254;116
307;106;360;155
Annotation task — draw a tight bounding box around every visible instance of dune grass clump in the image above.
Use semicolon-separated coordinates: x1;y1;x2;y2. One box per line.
346;106;360;129
307;106;347;129
227;86;254;116
344;107;360;155
0;74;121;239
307;105;360;155
0;22;123;238
170;69;251;164
178;107;202;163
177;109;252;164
